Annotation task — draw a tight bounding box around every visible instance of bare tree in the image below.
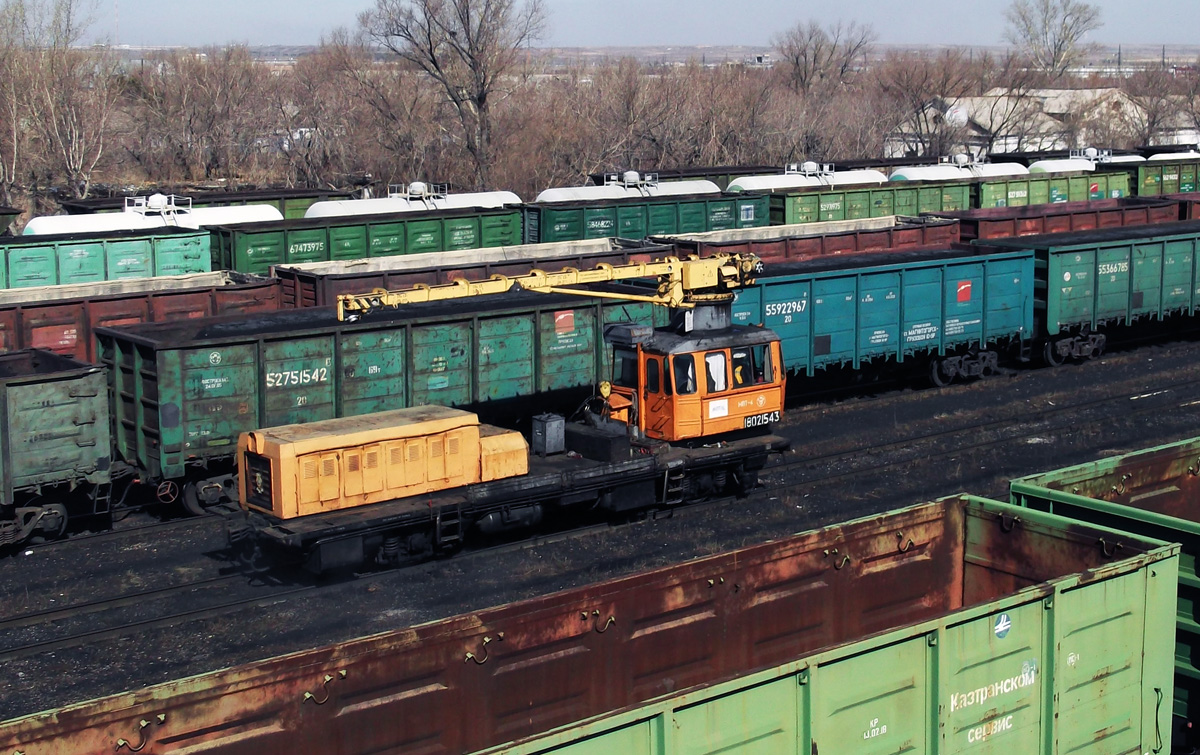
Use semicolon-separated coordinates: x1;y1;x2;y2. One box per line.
0;2;32;207
873;49;978;157
1004;0;1102;80
20;0;121;199
128;46;271;184
773;20;875;95
1121;67;1183;147
360;0;545;189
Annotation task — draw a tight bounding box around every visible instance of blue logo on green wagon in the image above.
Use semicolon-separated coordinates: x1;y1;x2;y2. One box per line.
994;613;1012;639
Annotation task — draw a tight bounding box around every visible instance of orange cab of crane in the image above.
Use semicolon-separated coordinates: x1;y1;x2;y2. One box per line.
605;327;785;443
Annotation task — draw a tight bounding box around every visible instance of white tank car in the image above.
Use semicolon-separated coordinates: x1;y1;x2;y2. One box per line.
305;183;521;218
23;195;283;235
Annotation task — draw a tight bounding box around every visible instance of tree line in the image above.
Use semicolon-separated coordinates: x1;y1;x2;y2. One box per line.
0;0;1194;219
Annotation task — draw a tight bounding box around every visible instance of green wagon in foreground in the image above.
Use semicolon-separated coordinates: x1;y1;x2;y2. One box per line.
1010;436;1200;751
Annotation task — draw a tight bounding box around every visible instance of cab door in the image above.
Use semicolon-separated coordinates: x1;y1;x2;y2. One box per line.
640;355;674;440
668;352;703;439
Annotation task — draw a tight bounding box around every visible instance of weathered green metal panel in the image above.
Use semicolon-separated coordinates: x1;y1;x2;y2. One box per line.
869;188;895;217
339;330;406;417
672;676;799;755
582;207;616;239
844;189;872;220
916;186;943;213
1028;177;1050;205
479;211;521;246
647;203;678;235
406;219;444;254
1010;438;1195;746
1132;240;1164;316
616;205;646;238
817;192;846;222
176;344;258;475
482;498;1178;755
940;600;1044;752
893;186;919;215
367;220;405;256
856;270;900;359
706;199;735;230
1181;163;1198;193
261;337;335;427
56;241;106;285
978;181;1007;208
232;229;286;275
735;195;768;228
0;353;109;503
105;239;153;278
329;224;368;260
151;231;210;276
677;202;707;233
445;215;481;250
1162;238;1195;313
1047;176;1070;203
411;322;472;407
785;194;818;225
7;244;56;287
943;184;970;211
478;315;533;401
1046;247;1095;332
814;636;929;753
283;227;328;265
539;307;597;392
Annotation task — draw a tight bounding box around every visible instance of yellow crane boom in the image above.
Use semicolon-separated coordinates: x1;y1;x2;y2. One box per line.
336;253;764;321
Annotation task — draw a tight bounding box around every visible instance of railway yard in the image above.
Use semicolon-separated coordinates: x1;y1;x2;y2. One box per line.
6;157;1200;752
2;328;1199;731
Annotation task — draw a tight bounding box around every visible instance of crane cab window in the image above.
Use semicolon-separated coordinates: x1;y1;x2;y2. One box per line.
732;345;772;387
645;357;661;393
613;347;638;389
704;351;728;394
672;354;697;395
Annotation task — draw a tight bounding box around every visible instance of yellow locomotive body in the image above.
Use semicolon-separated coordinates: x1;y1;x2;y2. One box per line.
239;406;527;520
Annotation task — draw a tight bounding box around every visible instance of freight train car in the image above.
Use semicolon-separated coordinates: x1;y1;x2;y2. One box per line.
926;196;1181;241
96;292;667;511
984;220;1200;364
522;173;769;243
0;496;1177;754
723;158;1131;225
0;271;278;362
728;245;1035;384
58;187;355;219
0;350;110;546
1009;437;1200;751
0;226;211;288
481;497;1176;755
210;204;524;275
655;215;961;262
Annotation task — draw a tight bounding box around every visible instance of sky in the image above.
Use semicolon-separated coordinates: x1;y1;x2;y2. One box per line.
93;0;1200;49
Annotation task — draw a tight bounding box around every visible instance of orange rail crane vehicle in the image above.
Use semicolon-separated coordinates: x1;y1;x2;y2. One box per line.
230;254;789;572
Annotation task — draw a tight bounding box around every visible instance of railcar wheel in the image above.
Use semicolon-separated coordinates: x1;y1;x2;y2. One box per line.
1043;340;1068;367
929;359;954;388
182;483;207;517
